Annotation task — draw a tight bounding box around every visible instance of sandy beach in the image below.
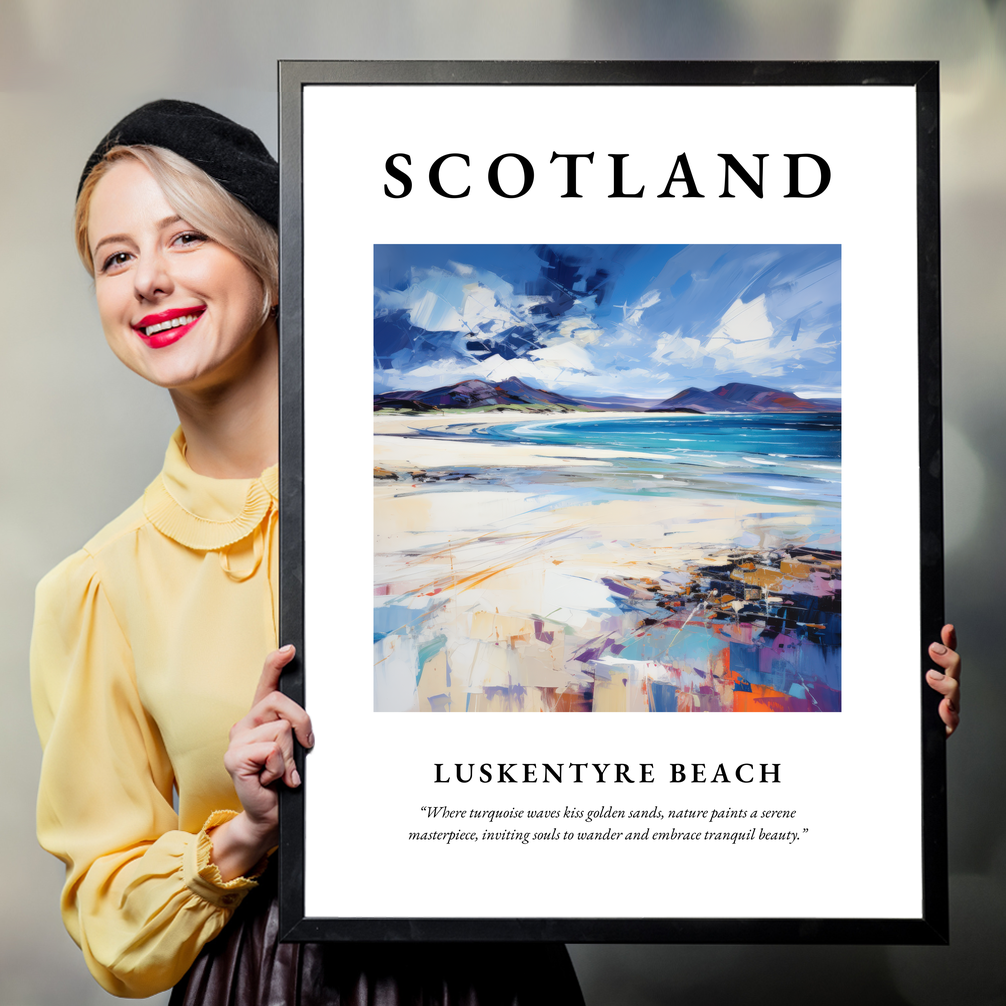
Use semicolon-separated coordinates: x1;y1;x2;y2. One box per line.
375;411;700;469
373;412;841;714
375;409;705;432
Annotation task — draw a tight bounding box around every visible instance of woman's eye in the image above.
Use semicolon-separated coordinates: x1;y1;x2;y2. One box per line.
101;251;132;273
173;231;208;248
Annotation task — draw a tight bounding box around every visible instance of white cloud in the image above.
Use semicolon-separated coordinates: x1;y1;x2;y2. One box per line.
408;289;464;332
544;315;603;347
379;354;560;391
376;266;562;342
528;342;597;373
478;354;547;384
389;360;472;385
651;330;705;366
646;295;839;380
613;288;662;330
709;296;776;346
374;287;408;313
460;283;528;336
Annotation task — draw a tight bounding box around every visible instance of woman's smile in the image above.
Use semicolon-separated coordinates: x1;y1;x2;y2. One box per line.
133;305;207;347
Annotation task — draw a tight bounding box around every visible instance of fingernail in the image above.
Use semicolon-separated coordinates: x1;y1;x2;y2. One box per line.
280;644;295;654
927;670;944;680
291;768;301;787
946;700;956;713
306;732;315;748
931;643;947;655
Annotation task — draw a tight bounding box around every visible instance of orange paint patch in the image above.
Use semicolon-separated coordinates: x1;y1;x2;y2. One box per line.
730;682;795;712
780;558;812;578
731;566;785;591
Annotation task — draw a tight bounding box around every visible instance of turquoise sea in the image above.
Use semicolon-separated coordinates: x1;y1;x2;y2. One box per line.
406;412;841;509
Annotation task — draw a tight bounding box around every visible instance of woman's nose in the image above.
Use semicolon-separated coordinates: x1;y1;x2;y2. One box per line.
133;249;173;302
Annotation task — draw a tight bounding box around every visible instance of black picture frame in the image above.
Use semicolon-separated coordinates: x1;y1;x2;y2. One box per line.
277;60;945;944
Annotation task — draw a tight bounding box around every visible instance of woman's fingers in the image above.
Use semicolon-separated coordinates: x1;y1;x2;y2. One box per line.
224;645;312;808
232;689;314;750
218;646;309;845
224;738;287;788
254;691;314;749
258;742;289;787
230;719;302;788
924;679;960;736
941;623;958;654
925;667;959;704
940;698;960;736
929;638;960;679
252;644;297;707
241;644;314;749
928;634;961;686
927;623;961;737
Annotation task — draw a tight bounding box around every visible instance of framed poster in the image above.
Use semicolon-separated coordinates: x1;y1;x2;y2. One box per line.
277;61;946;943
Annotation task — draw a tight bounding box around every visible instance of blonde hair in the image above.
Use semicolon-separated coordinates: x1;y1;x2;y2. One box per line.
75;145;278;323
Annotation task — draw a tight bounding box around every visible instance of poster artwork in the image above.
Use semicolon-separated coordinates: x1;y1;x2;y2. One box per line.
290;63;942;942
373;243;842;714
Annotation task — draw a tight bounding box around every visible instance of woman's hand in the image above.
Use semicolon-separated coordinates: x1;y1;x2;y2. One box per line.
926;624;961;738
209;645;314;881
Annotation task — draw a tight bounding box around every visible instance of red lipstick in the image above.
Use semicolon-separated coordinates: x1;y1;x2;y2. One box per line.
132;306;205;349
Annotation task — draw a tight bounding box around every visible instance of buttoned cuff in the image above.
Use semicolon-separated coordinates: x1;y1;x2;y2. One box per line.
182;810;269;909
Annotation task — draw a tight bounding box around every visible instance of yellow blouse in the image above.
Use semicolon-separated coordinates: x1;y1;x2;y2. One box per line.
31;428;279;998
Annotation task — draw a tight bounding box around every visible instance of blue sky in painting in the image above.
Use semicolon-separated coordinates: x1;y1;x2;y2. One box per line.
374;244;841;401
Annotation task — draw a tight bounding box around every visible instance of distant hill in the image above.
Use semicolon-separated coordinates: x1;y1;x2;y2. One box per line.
651;382;841;414
374;378;841;414
374;378;587;413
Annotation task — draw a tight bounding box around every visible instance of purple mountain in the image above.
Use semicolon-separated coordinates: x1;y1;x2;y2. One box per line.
374;378;588;413
652;382;841;414
374;379;840;414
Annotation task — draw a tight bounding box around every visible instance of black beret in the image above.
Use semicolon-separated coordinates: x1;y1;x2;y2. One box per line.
78;99;278;228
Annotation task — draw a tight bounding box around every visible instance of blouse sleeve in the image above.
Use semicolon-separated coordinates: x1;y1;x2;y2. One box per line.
31;549;262;998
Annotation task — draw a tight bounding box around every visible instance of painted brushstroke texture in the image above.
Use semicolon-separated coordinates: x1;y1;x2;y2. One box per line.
373;245;841;712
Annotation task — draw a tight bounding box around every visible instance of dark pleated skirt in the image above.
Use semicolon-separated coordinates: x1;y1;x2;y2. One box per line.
169;869;585;1006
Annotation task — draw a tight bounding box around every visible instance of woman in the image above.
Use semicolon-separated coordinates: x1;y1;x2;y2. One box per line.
31;100;586;1003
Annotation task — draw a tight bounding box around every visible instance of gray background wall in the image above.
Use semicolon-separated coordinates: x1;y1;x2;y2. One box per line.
1;2;1003;1003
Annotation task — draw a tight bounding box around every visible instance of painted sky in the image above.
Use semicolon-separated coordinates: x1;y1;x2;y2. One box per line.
374;244;841;401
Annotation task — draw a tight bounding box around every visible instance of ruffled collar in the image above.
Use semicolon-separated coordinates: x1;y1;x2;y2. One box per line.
143;428;278;551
